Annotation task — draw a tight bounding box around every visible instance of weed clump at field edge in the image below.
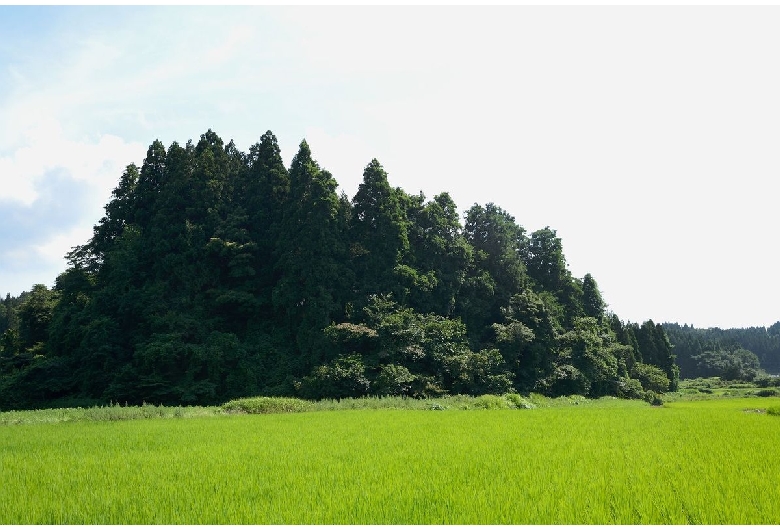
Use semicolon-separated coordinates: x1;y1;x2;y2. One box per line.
2;393;643;425
221;397;313;414
0;403;222;425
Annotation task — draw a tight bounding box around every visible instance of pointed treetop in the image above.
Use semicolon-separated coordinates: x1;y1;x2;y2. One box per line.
196;129;224;154
290;140;314;173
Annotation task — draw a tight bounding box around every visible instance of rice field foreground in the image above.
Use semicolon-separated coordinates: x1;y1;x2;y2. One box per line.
1;397;779;524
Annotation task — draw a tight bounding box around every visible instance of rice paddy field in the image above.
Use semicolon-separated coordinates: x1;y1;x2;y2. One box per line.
1;395;779;524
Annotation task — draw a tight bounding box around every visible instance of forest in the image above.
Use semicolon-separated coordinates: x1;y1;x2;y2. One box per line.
662;323;780;382
1;129;684;410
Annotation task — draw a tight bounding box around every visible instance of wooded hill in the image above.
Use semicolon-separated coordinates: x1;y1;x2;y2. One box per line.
663;322;780;380
0;130;678;410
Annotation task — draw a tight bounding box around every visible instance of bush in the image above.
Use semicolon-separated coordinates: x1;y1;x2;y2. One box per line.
222;397;312;414
753;388;779;397
755;376;780;388
767;406;780;416
504;393;536;409
632;363;671;393
472;394;511;410
616;377;644;400
642;391;663;406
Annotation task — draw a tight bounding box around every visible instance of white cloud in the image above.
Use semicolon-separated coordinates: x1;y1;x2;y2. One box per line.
0;117;145;207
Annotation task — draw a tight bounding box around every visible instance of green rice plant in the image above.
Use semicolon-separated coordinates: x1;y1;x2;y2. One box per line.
2;397;778;524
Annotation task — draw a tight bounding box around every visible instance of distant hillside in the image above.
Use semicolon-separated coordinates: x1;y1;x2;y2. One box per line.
663;322;780;379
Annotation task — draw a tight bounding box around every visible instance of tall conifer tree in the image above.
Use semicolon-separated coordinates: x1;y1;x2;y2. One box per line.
350;159;409;307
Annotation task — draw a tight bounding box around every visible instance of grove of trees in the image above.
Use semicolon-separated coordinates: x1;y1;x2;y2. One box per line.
663;323;780;381
1;130;679;410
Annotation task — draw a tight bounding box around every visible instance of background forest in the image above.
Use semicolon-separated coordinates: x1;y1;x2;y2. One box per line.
2;129;773;411
663;323;780;382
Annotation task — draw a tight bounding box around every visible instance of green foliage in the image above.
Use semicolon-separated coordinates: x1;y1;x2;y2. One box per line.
755;375;780;388
350;159;410;306
503;392;536;409
493;289;558;391
471;394;512;409
547;364;590;396
323;322;379;360
441;348;514;396
690;348;761;382
581;273;605;321
404;192;471;316
274;140;351;364
0;393;611;422
299;355;370;400
632;362;672;393
664;322;780;376
558;317;619;397
372;364;415;396
0;403;220;425
17;284;58;352
523;227;565;293
2;129;683;409
222;396;313;414
616;377;645;400
459;203;528;342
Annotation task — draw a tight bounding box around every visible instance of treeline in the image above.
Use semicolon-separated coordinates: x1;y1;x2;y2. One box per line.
1;130;678;410
663;323;780;380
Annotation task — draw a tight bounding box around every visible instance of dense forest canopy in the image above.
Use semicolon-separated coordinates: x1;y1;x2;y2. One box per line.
0;129;686;410
663;323;780;381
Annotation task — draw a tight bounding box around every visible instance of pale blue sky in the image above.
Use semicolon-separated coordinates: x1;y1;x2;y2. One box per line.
2;5;779;329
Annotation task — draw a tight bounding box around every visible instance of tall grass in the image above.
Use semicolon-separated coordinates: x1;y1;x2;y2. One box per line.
1;397;778;524
1;393;613;425
0;402;222;425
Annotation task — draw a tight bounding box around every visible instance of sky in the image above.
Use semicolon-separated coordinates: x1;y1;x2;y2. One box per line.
1;5;779;329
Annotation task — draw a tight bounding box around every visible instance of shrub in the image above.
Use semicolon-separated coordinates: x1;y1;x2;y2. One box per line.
222;397;312;414
616;377;644;400
755;376;780;388
753;388;779;397
504;393;536;409
472;394;511;410
642;391;663;406
767;406;780;416
632;363;671;393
